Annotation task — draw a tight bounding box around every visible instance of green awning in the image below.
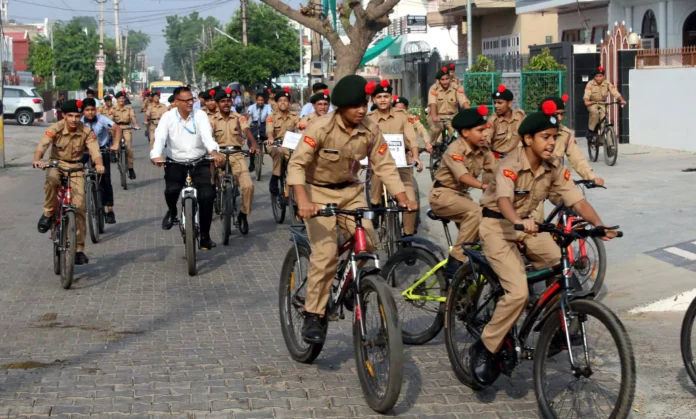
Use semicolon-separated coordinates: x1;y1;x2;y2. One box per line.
360;36;399;66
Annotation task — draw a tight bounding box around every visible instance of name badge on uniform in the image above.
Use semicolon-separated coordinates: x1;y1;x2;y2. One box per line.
281;132;302;150
323;149;339;154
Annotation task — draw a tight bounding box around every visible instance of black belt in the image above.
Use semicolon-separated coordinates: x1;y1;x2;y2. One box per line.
482;208;505;219
433;180;450;190
117;122;131;125
308;181;354;190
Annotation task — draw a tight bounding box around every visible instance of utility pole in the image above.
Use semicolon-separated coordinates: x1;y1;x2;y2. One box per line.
466;0;472;69
49;21;55;89
114;0;121;66
190;50;197;87
122;30;128;88
98;0;105;99
241;0;248;46
299;24;304;104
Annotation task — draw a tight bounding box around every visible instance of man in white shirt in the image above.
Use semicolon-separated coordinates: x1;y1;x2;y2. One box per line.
300;82;334;117
151;86;225;251
245;92;273;172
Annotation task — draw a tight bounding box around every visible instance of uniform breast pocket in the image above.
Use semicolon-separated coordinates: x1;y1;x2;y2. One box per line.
319;149;341;163
53;137;71;150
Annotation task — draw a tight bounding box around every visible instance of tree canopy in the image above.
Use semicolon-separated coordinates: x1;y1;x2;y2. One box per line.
162;12;219;82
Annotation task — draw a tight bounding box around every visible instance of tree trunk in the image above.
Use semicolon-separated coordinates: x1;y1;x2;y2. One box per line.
333;44;363;81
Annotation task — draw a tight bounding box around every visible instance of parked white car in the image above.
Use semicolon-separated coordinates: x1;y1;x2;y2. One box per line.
3;85;44;125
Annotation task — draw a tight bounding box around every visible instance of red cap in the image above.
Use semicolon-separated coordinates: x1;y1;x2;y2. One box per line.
449;64;455;70
497;84;506;93
76;100;83;108
365;82;377;95
598;66;604;72
284;86;290;93
561;94;569;103
541;100;557;116
209;89;215;96
379;79;390;88
392;95;399;102
441;66;448;73
323;89;329;96
225;87;232;94
477;104;488;116
122;90;126;94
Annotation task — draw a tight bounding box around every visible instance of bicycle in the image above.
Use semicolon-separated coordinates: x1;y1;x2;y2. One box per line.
166;155;215;276
84;152;106;244
587;101;622;166
39;161;85;290
214;146;249;244
428;116;457;181
444;222;635;418
269;138;291;224
116;136;128;190
250;122;265;181
278;205;405;413
680;297;696;387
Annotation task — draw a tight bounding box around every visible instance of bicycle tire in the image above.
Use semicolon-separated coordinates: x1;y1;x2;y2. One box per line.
213;175;222;216
279;245;324;363
681;297;696;386
222;181;233;246
119;148;128;190
604;126;618;166
381;247;446;345
184;199;197;276
534;299;635;419
386;211;400;259
413;178;422;231
60;211;77;289
52;227;60;276
255;152;263;181
86;181;99;244
353;274;404;413
587;134;599;162
97;189;105;234
573;237;606;296
272;174;287;224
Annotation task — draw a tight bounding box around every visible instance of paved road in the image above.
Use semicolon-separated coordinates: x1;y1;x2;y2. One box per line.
0;110;695;418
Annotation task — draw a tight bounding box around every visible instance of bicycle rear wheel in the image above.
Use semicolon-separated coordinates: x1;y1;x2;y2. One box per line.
587;133;599;162
86;180;100;244
279;245;324;363
413;178;422;231
381;247;446;345
272;174;287;224
213;174;222;216
221;182;233;246
353;274;404;413
184;199;197;276
52;227;60;276
60;211;77;289
534;299;636;419
604;126;618;166
255;151;263;181
97;190;105;234
429;151;441;181
119;148;128;190
681;297;696;386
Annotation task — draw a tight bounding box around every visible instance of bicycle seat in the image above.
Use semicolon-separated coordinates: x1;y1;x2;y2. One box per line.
426;209;450;224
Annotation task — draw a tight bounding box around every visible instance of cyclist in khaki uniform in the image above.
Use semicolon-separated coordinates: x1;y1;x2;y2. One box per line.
113;90;140;179
392;97;430;147
367;82;423;236
583;66;626;138
448;63;462;88
299;89;331;131
145;90;168;149
266;87;299;196
469;100;617;387
287;75;417;344
268;88;278;112
209;88;260;233
427;66;470;149
429;105;497;278
485;85;526;158
98;95;115;118
203;89;218;118
140;90;151;113
33;99;104;266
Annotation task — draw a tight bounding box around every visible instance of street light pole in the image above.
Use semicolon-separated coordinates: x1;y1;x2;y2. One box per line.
98;0;105;99
467;0;472;69
299;24;303;104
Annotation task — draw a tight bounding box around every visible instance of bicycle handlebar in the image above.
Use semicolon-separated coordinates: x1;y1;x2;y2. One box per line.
514;222;623;239
39;160;85;173
574;179;606;189
313;204;409;219
219;146;249;157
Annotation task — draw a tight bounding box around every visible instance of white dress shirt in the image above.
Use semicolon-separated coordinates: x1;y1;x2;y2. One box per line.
300;102;335;117
247;104;273;124
150;108;219;161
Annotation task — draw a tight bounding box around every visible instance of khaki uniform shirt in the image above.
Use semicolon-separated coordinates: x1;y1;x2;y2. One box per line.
427;83;469;116
367;108;418;158
269;98;278;112
434;138;496;191
554;126;594;180
299;112;319;131
480;147;584;219
36;121;101;163
485;109;527;154
145;103;168;128
140;101;150;113
112;105;136;128
408;115;430;144
267;111;299;140
287;112;405;196
98;105;115;119
583;79;620;103
209;111;250;147
205;108;217;118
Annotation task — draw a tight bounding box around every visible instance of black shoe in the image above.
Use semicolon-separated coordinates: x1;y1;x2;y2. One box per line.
128;169;136;180
237;212;249;235
302;313;326;344
469;339;500;387
105;211;116;224
269;175;280;196
200;237;217;251
75;252;89;265
37;214;53;233
443;257;463;279
161;210;178;230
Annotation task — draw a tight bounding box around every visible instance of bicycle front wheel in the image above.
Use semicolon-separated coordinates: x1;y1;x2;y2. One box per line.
52;229;60;276
184;199;197;276
272;175;287;224
681;297;696;386
221;182;233;246
587;133;599;162
97;190;105;234
119;148;128;190
604;126;618;166
255;152;263;181
534;299;636;419
60;211;77;289
570;236;606;296
353;274;404;413
86;180;100;244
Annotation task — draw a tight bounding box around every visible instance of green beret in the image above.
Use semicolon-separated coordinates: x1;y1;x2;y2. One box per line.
276;87;291;101
492;84;513;101
539;95;568;112
372;80;392;97
214;88;234;102
103;95;113;101
593;66;605;77
151;89;161;97
311;89;330;104
332;75;369;107
82;98;97;109
435;65;449;80
168;95;175;103
452;105;489;131
392;96;409;107
114;90;128;99
518;100;560;138
61;99;83;114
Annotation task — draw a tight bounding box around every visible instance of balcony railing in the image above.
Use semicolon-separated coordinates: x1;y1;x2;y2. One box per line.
636;46;696;69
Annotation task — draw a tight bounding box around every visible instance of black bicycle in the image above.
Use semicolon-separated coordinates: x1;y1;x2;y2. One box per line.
214;146;249;244
428;116;457;180
279;205;405;412
587;101;621;167
444;223;635;418
166;155;215;276
680;296;696;387
84;152;106;244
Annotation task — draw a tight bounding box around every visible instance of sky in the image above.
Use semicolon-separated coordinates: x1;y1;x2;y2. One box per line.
7;0;261;69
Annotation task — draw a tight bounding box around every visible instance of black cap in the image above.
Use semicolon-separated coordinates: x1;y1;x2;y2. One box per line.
372;80;392;96
518;100;560;138
214;88;234;102
276;87;291;101
435;65;448;80
538;95;569;112
61;99;83;114
114;90;128;99
492;84;513;101
452;105;489;131
168;95;175;103
332;75;369;107
392;96;409;107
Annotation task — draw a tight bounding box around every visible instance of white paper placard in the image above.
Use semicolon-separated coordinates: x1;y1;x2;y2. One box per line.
282;132;303;150
361;134;408;167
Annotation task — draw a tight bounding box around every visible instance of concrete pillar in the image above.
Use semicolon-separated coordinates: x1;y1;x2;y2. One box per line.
658;1;667;47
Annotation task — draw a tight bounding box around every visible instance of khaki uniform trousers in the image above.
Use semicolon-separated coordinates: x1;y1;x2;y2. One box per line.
429;187;482;262
122;128;134;168
587;103;606;132
304;183;377;315
44;167;87;252
148;125;158;150
219;154;254;215
369;168;418;235
270;147;290;177
427;116;454;144
479;217;560;353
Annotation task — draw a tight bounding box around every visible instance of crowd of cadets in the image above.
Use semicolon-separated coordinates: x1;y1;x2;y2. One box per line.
34;66;620;387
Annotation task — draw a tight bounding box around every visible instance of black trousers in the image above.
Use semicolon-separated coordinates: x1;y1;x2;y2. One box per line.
164;163;214;238
99;150;114;207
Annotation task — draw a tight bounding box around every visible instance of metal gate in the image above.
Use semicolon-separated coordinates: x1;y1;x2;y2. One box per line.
519;71;565;114
462;72;503;110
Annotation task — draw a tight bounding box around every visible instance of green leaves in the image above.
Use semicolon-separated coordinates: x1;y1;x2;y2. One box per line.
163;12;220;81
523;47;566;71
